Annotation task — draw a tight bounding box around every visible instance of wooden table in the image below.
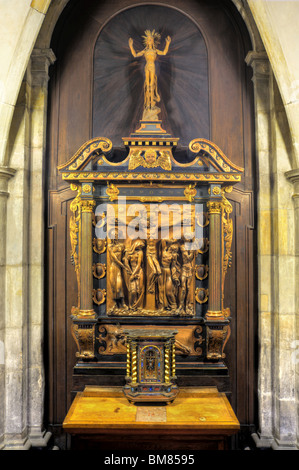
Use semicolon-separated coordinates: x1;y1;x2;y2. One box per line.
63;386;239;450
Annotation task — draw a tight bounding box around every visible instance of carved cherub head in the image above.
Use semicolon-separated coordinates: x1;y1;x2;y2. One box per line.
144;149;157;166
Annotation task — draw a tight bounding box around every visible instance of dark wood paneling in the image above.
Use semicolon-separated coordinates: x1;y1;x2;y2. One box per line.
45;0;257;448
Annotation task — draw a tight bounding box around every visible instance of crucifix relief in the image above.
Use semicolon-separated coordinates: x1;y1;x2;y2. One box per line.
106;203;197;317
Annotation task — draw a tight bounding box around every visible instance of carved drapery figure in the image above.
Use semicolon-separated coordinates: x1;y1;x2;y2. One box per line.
123;239;145;309
178;241;195;315
129;30;171;121
158;239;181;311
147;238;162;294
108;235;128;309
146;217;162;296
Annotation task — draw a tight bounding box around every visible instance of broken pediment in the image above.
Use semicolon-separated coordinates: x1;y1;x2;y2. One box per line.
58;134;243;186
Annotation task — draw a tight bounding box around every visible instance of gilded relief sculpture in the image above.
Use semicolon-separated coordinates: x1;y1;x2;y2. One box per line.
129;30;171;121
123;239;146;310
146;225;162;296
107;230;127;310
178;239;196;315
106;228;197;317
158;239;181;312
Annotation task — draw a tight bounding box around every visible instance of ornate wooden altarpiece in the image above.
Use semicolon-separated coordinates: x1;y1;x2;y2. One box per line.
58;30;243;400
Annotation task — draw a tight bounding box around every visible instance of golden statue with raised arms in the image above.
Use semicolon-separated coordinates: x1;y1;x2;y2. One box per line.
129;30;171;121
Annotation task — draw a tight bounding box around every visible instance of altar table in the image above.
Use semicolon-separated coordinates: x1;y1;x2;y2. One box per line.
63;386;239;450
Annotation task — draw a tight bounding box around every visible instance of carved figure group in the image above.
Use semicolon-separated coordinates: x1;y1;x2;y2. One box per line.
108;235;195;315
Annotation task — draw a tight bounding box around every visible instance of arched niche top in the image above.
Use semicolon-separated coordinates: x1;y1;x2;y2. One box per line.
92;4;210;147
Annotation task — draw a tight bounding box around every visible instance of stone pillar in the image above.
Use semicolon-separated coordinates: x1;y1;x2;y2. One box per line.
0;167;16;449
268;74;297;450
247;51;298;449
3;48;55;450
285;168;299;450
3;79;31;449
246;51;274;448
27;47;55;448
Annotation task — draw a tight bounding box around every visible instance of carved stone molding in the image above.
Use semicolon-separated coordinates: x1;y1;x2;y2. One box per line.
0;166;16;197
28;48;56;88
245;51;270;81
285;168;299;198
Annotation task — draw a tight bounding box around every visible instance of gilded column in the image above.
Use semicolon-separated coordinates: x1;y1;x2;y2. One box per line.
172;342;176;378
206;189;223;320
131;341;137;384
79;196;96;318
126;341;131;378
164;341;171;384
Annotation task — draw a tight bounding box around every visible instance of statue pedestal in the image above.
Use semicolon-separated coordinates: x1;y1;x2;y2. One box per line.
131;120;170;136
122;119;179;171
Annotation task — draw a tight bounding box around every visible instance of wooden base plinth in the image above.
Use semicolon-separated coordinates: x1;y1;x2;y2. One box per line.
63;386;239;450
123;382;179;405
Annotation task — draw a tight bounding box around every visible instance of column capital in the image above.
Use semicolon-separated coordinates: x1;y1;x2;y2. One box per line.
0;166;16;197
80;199;96;213
207;200;222;214
285;168;299;200
245;51;270;80
27;48;56;88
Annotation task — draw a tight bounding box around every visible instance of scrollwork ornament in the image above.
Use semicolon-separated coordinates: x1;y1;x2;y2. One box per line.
184;184;197;202
93;238;107;255
222;193;233;294
196;211;209;228
195;287;209;304
195;264;209;281
106;183;119;201
57;137;112;171
197;238;209;254
92;262;106;279
92;288;106;305
96;326;108;353
193;326;203;355
69;185;82;306
72;323;95;359
206;325;230;360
